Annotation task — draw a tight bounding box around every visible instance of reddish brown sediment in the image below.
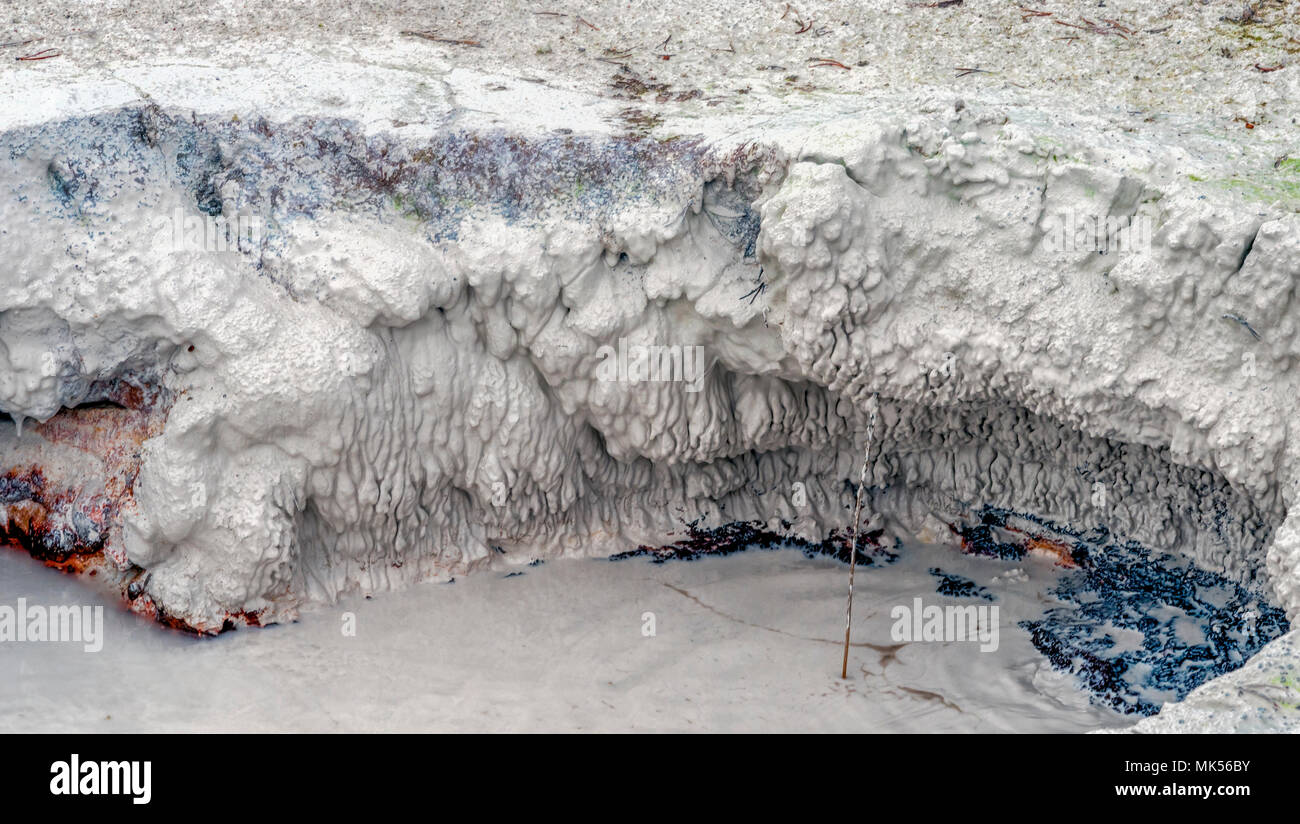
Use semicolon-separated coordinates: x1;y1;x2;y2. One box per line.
0;378;262;634
1023;534;1080;568
948;517;1080;568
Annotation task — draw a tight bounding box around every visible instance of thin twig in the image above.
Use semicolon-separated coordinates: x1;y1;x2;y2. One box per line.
1052;16;1130;38
841;393;880;680
400;30;484;47
809;57;851;70
16;48;60;61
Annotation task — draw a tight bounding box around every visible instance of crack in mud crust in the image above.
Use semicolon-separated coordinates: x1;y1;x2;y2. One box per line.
661;581;906;655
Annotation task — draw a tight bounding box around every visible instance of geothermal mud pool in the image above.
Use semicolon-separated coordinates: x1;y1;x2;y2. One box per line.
5;0;1300;732
0;513;1286;732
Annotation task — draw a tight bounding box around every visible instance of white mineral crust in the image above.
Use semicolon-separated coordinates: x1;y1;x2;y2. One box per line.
2;0;1299;729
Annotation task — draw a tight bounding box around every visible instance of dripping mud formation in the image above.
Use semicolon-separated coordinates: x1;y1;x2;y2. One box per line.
5;0;1300;731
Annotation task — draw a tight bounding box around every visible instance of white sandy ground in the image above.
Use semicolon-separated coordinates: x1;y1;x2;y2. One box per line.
4;0;1299;147
0;544;1130;733
6;1;1299;118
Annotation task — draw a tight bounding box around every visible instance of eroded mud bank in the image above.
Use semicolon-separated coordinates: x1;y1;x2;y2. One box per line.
0;98;1295;736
